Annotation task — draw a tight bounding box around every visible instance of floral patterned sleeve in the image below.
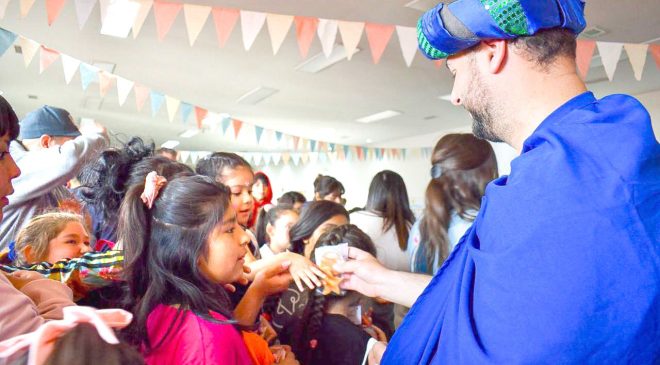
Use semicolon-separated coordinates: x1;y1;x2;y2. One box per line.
0;250;124;301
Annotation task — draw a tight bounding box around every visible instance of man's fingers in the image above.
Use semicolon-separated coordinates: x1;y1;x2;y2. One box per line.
224;283;236;293
333;258;365;275
346;247;371;260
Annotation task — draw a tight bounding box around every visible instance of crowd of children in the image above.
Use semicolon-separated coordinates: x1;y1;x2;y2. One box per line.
0;95;491;365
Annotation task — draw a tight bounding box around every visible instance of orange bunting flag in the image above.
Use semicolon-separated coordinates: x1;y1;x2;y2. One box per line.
153;1;182;41
575;40;596;80
365;23;394;64
98;71;114;97
194;106;207;129
39;46;59;74
20;0;35;18
650;44;660;69
232;119;243;138
46;0;67;26
294;16;319;59
211;7;239;47
134;84;150;112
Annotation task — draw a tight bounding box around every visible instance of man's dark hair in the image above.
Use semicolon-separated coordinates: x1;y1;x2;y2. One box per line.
509;28;577;69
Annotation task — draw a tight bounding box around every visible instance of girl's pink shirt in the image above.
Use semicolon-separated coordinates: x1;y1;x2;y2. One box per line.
144;304;253;365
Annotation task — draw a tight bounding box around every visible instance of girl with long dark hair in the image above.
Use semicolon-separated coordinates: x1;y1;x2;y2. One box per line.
270;201;349;345
119;174;294;364
351;170;415;335
292;224;386;365
409;134;498;274
313;175;344;204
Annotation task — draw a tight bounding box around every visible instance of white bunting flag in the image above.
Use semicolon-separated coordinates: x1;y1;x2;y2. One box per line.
624;43;649;81
165;95;180;122
18;37;39;67
266;13;293;55
183;4;211;46
240;11;266;51
396;26;417;67
178;150;190;164
61;54;81;84
317;18;338;57
132;0;153;38
0;0;11;19
74;0;96;29
116;76;134;106
597;42;623;81
337;21;364;60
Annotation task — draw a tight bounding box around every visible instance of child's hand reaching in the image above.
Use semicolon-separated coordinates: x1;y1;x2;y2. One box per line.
280;252;326;291
271;345;299;364
252;261;293;298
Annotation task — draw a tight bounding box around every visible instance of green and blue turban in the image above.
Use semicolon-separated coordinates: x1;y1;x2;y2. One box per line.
417;0;587;59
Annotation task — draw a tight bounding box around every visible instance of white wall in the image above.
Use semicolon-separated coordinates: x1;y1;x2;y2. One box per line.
256;142;518;214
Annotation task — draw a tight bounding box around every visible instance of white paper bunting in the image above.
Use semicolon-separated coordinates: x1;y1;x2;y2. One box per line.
132;0;153;38
60;54;81;84
317;18;338;58
183;4;211;46
624;43;649;81
74;0;96;29
337;21;364;60
240;11;266;51
18;37;39;67
165;95;180;122
116;76;134;106
396;26;417;67
266;13;293;55
597;42;623;81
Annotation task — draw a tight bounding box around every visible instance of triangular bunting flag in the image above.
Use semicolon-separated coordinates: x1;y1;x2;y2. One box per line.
293;136;300;150
100;0;140;38
317;19;338;58
300;138;308;151
596;42;623;81
165;95;180;122
396;25;417;67
132;0;153;38
282;152;291;165
183;4;211;46
232;119;243;138
116;77;134;106
255;126;264;143
294;16;319;59
221;117;230;134
39;46;59;74
337;21;364;60
266;13;293;55
153;1;182;41
292;153;301;165
179;150;190;163
189;152;200;165
365;23;394;64
60;54;80;84
0;28;16;57
375;148;381;160
134;84;149;112
79;63;99;91
360;147;368;160
194;106;207;129
624;43;649;81
272;153;282;165
0;0;10;19
19;37;40;67
180;102;193;123
402;149;408;159
275;131;283;142
20;0;35;18
150;91;165;117
343;145;350;159
575;40;596;80
211;7;239;47
98;71;114;97
651;44;660;69
310;140;317;152
240;10;266;51
329;143;335;152
46;0;67;26
74;0;96;29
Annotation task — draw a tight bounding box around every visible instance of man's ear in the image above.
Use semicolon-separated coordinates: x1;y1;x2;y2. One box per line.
479;39;507;74
38;135;52;149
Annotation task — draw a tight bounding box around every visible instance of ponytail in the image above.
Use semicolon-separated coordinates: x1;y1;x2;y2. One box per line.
416;178;451;275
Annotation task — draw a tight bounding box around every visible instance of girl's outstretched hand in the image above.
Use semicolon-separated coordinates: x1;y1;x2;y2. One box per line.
281;252;326;291
252;261;293;297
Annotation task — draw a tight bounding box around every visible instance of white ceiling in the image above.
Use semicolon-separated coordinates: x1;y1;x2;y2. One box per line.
0;0;659;152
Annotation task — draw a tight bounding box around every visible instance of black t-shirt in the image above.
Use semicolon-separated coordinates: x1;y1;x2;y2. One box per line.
310;314;371;365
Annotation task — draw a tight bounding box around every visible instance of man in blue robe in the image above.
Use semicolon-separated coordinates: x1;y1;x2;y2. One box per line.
334;0;659;363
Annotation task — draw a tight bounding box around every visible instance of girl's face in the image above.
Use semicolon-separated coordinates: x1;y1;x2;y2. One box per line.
316;190;343;205
304;214;349;258
200;207;250;284
267;211;299;254
220;166;254;227
252;179;265;203
45;221;91;263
